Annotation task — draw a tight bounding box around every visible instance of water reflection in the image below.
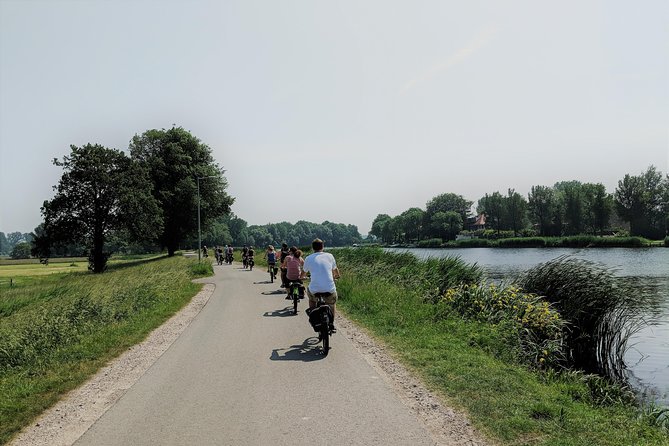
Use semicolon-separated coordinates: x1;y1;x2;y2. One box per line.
388;247;669;405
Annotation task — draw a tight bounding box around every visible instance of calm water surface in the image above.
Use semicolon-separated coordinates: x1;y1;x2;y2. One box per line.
389;247;669;405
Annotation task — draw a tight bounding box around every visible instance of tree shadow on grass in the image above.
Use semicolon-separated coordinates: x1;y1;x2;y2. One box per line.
270;337;325;361
105;254;168;272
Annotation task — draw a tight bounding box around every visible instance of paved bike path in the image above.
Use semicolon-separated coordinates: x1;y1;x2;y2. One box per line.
74;262;437;445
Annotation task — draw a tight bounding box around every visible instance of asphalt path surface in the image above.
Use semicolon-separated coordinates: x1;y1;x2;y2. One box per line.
74;261;438;445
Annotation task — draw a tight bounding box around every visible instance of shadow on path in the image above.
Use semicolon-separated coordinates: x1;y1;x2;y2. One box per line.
262;306;296;318
270;337;325;361
261;289;286;295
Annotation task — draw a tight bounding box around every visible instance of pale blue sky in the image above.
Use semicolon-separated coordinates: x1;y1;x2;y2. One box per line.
1;0;667;235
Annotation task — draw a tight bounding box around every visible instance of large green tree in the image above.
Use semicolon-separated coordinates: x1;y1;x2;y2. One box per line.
130;127;234;255
10;242;31;259
369;214;392;241
504;189;528;236
34;144;161;272
615;166;668;238
528;185;561;236
555;181;584;235
400;208;425;242
424;193;472;238
430;211;462;241
582;183;612;235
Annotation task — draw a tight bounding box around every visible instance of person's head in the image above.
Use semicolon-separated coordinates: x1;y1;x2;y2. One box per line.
268;245;274;251
289;245;297;254
282;243;288;250
312;238;324;252
294;249;303;259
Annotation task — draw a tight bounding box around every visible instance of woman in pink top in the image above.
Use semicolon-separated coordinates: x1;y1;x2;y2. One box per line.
282;248;305;299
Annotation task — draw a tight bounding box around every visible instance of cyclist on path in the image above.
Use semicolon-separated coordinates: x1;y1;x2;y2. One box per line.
265;245;278;277
279;243;290;288
302;239;340;332
282;247;305;300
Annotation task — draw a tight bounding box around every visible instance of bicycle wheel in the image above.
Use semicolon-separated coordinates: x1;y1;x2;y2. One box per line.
270;269;274;283
321;314;330;356
293;290;298;315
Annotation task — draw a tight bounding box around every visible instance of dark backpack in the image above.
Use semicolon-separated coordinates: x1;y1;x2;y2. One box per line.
307;305;333;332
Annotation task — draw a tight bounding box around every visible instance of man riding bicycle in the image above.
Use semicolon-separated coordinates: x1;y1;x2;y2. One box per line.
302;239;340;332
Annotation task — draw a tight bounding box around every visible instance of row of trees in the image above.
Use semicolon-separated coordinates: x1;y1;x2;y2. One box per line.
197;216;361;248
32;127;234;272
370;166;669;243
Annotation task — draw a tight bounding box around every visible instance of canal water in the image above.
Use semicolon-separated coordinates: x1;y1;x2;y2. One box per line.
388;247;669;405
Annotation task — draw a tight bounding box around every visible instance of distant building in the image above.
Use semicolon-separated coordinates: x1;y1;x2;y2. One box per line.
468;214;486;231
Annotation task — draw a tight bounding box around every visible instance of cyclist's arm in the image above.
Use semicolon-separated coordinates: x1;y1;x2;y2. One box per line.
332;267;341;280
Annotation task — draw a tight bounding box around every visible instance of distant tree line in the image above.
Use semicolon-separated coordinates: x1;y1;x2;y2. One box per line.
30;127;234;272
370;166;669;243
197;214;362;249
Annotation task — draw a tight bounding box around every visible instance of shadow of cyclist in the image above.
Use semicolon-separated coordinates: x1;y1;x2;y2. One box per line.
269;337;324;361
262;307;295;317
260;289;286;295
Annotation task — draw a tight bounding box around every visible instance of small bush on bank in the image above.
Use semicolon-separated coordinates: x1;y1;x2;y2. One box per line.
497;237;546;248
479;229;516;240
190;260;213;277
417;238;442;247
451;238;496;248
439;283;566;368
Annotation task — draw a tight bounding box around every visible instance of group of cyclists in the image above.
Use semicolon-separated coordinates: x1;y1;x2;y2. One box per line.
207;245;234;265
206;238;340;334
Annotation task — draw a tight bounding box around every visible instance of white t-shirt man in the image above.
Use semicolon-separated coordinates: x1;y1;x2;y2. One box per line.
303;251;338;293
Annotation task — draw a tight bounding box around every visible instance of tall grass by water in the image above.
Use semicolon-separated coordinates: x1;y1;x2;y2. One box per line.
518;256;654;383
0;255;209;444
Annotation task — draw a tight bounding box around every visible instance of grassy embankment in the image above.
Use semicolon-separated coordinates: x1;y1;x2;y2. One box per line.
332;248;668;446
0;255;212;445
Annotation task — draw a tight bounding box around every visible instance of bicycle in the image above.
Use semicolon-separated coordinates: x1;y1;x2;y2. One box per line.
286;280;304;315
247;256;254;270
306;293;334;356
268;263;276;282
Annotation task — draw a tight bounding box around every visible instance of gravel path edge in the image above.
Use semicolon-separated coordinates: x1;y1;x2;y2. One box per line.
338;314;490;446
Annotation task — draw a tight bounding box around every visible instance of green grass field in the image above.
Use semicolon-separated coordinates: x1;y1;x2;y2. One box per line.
0;255;164;287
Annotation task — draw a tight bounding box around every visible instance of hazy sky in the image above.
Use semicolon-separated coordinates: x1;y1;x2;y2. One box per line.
1;0;668;235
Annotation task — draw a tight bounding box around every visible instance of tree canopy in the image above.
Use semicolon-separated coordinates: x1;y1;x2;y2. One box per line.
129;127;234;255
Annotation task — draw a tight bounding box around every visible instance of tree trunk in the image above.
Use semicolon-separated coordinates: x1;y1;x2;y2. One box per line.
91;225;107;273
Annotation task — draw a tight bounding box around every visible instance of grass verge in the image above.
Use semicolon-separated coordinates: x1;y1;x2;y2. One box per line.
0;255;211;444
333;249;669;445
